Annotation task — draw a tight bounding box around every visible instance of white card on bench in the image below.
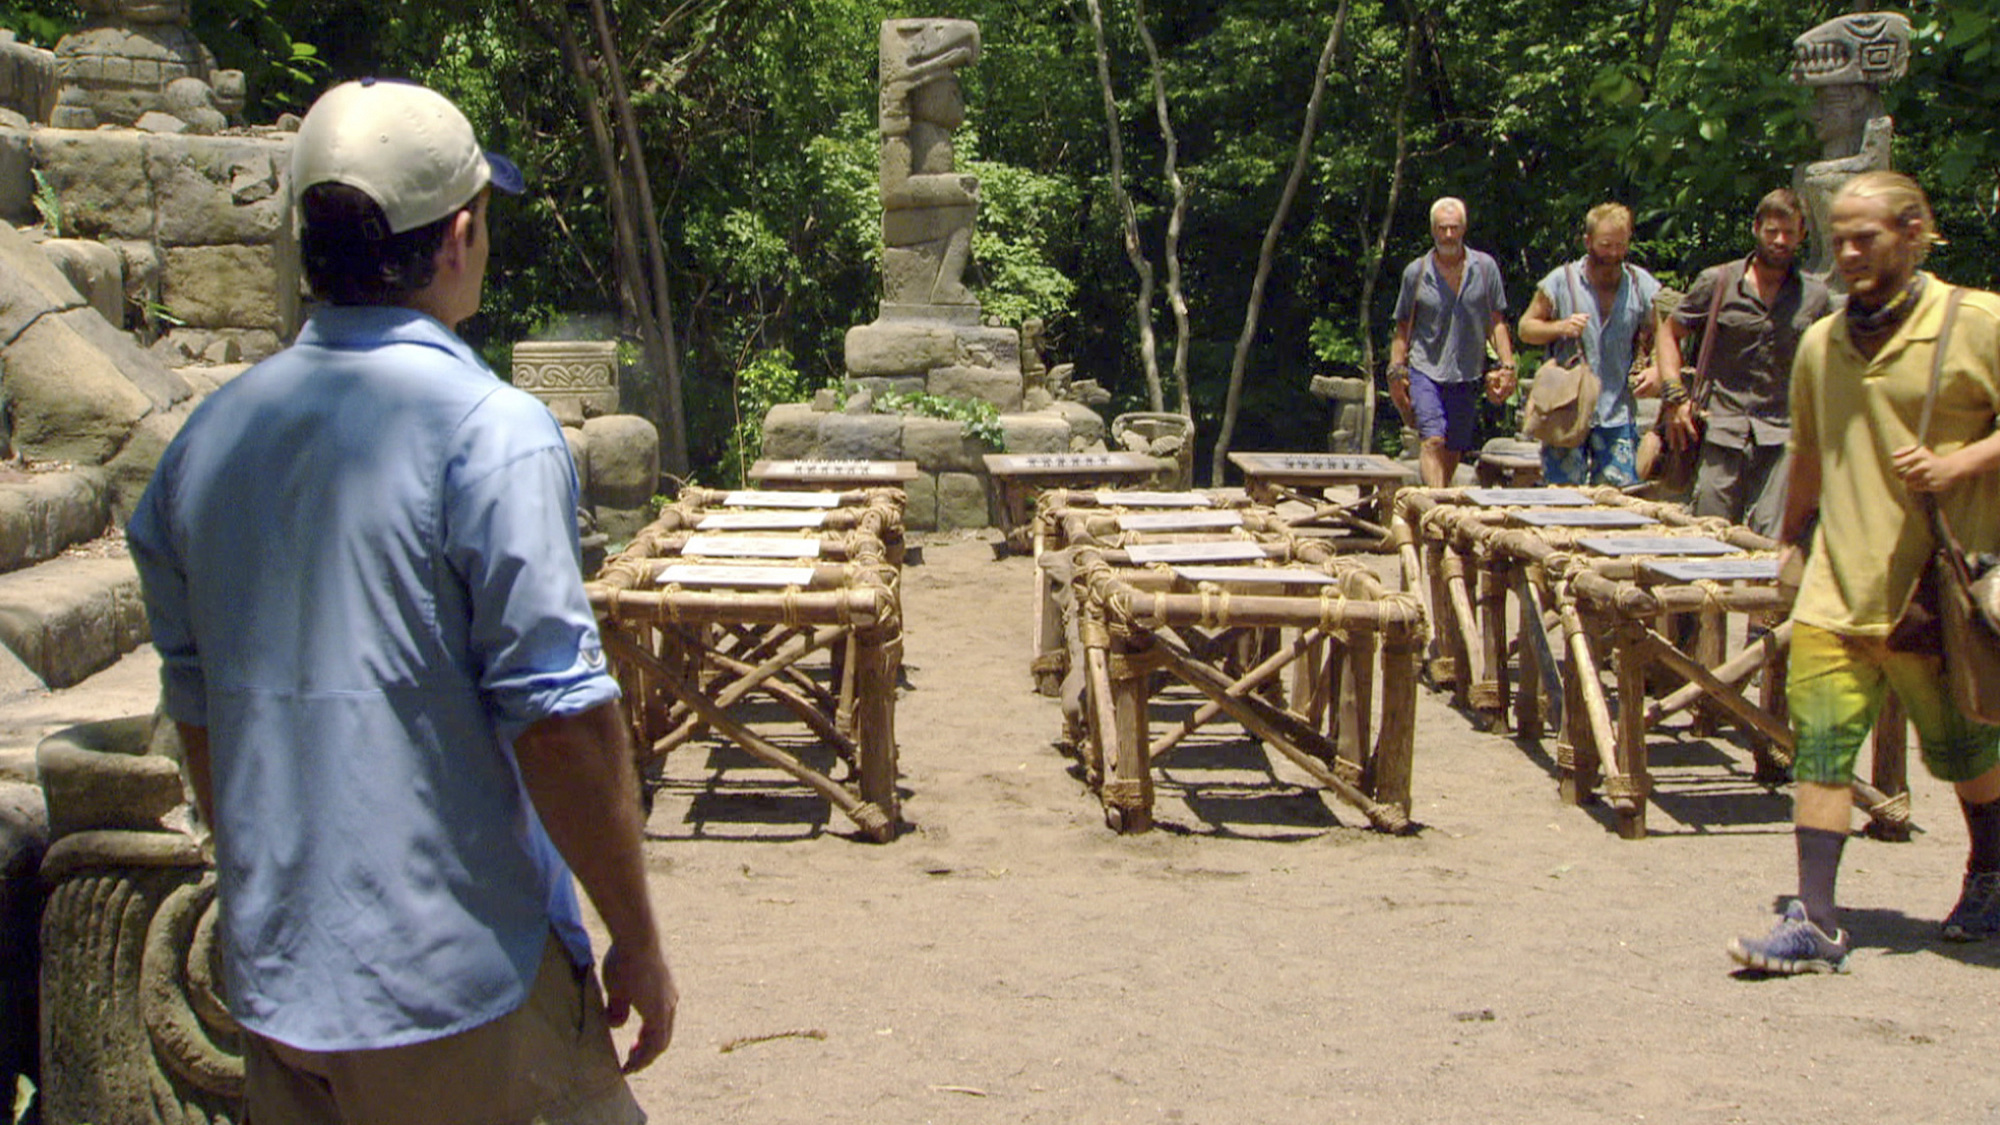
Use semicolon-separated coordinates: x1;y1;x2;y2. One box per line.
657;564;816;588
1124;542;1266;564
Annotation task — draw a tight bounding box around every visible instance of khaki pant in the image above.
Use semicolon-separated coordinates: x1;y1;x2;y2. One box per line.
244;936;644;1125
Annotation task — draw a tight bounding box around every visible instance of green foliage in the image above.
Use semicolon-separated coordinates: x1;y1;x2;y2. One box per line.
30;168;61;236
967;151;1082;330
1307;318;1363;368
0;0;74;46
725;347;821;487
870;389;1006;451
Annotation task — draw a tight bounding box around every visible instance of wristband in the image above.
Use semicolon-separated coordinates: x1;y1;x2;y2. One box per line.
1661;381;1690;405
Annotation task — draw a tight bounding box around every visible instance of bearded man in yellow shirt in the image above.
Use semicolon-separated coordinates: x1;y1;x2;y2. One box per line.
1729;171;2000;974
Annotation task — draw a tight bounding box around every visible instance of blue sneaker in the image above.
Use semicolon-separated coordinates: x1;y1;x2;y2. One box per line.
1728;901;1850;974
1942;871;2000;942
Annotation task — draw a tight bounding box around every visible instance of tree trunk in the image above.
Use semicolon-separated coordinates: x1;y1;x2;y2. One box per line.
1084;0;1165;413
1209;0;1353;485
1356;18;1419;458
586;0;691;479
1134;0;1193;421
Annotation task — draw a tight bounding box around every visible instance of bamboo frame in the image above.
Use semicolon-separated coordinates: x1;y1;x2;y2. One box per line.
1037;490;1426;835
586;492;905;841
1392;485;1912;841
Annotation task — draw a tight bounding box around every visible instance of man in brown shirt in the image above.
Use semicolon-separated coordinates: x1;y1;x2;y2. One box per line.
1656;189;1832;537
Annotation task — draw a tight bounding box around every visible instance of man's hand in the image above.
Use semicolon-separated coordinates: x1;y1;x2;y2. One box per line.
1664;401;1701;450
1891;444;1968;493
603;939;678;1073
1387;366;1414;426
1558;312;1589;339
1484;365;1517;404
1630;363;1662;398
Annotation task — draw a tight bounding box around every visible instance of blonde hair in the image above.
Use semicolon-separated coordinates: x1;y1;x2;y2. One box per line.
1430;196;1467;225
1835;170;1937;260
1583;202;1633;238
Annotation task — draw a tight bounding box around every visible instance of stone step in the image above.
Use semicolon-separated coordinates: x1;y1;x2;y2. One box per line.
0;645;159;782
0;467;111;575
0;551;146;690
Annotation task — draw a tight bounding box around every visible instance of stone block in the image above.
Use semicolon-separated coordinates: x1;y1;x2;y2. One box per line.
936;471;990;531
39;238;123;325
102;403;187;522
999;412;1070;455
0;555;148;688
0;468;110;574
147;132;290;246
161;243;281;330
155;326;280;365
0;31;56;123
32;130;151;240
3;312;159;463
594;505;652;547
844;376;924;400
882;202;976;245
953;325;1021;371
818;413;903;461
0;127;31;226
561;426;590;496
760;403;819;461
845;320;959;378
1046;399;1106;448
0;219;84;346
903;472;938;532
56;307;189;409
580;414;659;509
928;365;1021;413
512;340;620;426
901;415;988;473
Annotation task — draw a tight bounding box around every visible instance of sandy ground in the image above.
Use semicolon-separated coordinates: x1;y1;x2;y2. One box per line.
611;532;2000;1125
11;532;2000;1124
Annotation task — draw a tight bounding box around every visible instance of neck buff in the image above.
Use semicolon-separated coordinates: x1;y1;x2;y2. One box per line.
1846;272;1926;337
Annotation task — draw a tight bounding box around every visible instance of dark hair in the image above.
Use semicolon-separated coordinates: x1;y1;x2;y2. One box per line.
300;183;460;306
1754;188;1805;226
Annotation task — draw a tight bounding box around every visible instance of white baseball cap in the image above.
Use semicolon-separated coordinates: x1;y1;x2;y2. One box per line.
291;78;524;235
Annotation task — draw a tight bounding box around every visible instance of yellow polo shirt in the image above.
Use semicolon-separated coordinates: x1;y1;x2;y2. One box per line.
1791;275;2000;636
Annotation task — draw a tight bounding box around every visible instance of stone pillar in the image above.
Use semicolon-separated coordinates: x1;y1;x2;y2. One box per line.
511;340;621;426
37;716;242;1125
1790;12;1909;280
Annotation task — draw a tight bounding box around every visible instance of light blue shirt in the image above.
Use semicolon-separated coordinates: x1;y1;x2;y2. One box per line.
128;306;620;1051
1393;248;1507;385
1537;258;1661;428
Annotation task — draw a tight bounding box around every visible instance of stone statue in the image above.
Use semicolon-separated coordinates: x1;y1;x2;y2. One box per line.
37;716;244;1125
878;18;981;311
1791;12;1910;279
50;0;245;133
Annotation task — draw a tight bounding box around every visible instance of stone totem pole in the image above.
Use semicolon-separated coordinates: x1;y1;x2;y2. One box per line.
843;19;1027;411
1790;11;1911;280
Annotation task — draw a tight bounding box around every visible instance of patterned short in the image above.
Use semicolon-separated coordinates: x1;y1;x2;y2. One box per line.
1789;622;2000;785
1539;422;1639;487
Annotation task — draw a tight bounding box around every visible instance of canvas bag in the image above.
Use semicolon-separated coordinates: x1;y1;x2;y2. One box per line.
1643;261;1738;491
1896;287;2000;724
1522;265;1601;449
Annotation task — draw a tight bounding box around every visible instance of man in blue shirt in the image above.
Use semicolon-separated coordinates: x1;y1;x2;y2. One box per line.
128;79;675;1123
1388;197;1517;487
1519;202;1663;486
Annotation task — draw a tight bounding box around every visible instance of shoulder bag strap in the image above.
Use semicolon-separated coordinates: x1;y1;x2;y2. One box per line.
1918;286;1970;556
1562;263;1588;365
1688;260;1740;409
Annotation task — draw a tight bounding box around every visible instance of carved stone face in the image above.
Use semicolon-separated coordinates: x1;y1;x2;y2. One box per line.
881;18;981;82
1792;12;1910;88
1806;83;1878;144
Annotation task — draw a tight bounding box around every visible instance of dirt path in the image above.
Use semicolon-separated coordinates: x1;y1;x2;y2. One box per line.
611;533;2000;1124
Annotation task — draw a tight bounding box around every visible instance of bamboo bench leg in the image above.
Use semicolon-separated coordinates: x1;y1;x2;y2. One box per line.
1104;629;1154;834
1474;557;1509;729
1613;624;1651;840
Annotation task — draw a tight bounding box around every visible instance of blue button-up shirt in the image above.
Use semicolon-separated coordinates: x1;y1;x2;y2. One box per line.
1393;248;1508;385
128;306;620;1051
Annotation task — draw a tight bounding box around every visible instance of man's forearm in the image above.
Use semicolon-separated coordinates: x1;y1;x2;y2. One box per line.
515;702;660;951
1779;448;1822;547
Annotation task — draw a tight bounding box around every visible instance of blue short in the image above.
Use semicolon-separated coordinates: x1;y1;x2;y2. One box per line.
1408;370;1480;453
1541;422;1640;487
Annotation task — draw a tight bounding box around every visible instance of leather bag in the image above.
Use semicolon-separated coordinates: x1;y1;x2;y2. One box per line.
1522;265;1600;449
1892;287;2000;723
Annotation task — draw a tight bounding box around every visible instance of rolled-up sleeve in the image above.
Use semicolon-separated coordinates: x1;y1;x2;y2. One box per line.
443;395;620;743
128;465;209;727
